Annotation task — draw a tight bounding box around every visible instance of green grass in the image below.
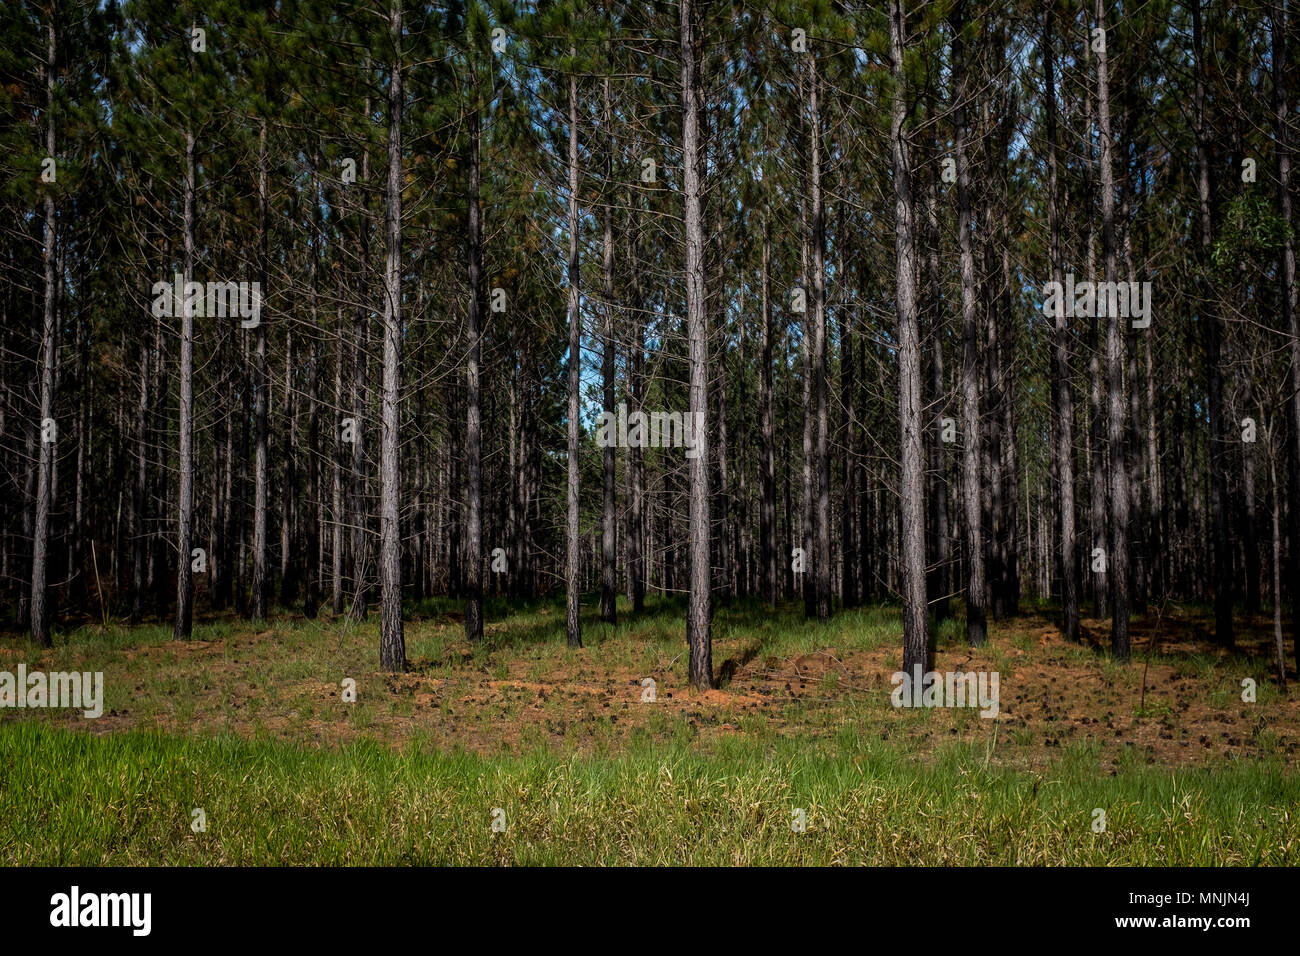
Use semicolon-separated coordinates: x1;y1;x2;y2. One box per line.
2;721;1295;866
4;596;1297;864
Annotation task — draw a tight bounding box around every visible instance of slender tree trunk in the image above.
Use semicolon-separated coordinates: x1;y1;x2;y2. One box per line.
1081;26;1107;620
304;334;320;619
924;111;948;623
715;319;731;601
348;316;368;619
131;320;149;625
350;85;373;623
681;0;712;689
1243;376;1260;615
808;55;831;621
465;99;484;643
31;9;57;647
627;192;646;613
565;67;583;649
1122;131;1148;615
891;0;930;674
174;121;197;640
760;208;777;607
1097;0;1130;661
953;1;986;646
280;327;298;607
508;356;521;600
600;74;617;625
795;63;814;618
840;194;860;611
377;0;406;672
331;302;345;615
304;184;322;619
1271;448;1287;689
1273;1;1300;662
1192;0;1232;648
252;120;270;622
208;392;223;610
1045;7;1079;642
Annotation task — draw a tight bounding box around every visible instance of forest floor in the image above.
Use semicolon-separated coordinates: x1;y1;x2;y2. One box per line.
2;597;1298;864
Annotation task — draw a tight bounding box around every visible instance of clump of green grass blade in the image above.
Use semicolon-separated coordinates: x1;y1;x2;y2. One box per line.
1;723;1294;866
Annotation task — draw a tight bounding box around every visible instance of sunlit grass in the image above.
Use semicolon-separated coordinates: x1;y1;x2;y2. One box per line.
1;721;1294;866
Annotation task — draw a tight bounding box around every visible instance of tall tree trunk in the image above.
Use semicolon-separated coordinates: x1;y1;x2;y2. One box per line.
1192;0;1233;648
1273;1;1300;662
1243;375;1260;615
953;0;986;646
31;8;57;647
840;194;860;611
891;0;930;674
1097;0;1130;661
131;318;149;625
350;84;373;623
508;355;522;600
304;338;320;619
465;99;484;643
174;121;197;640
600;73;617;625
626;189;646;613
1083;25;1107;620
377;0;406;672
1045;6;1079;642
280;327;299;607
1270;449;1288;689
565;67;583;649
760;208;777;607
331;302;345;615
809;54;831;622
799;120;814;620
924;106;948;623
304;182;322;619
252;120;270;622
681;0;712;689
